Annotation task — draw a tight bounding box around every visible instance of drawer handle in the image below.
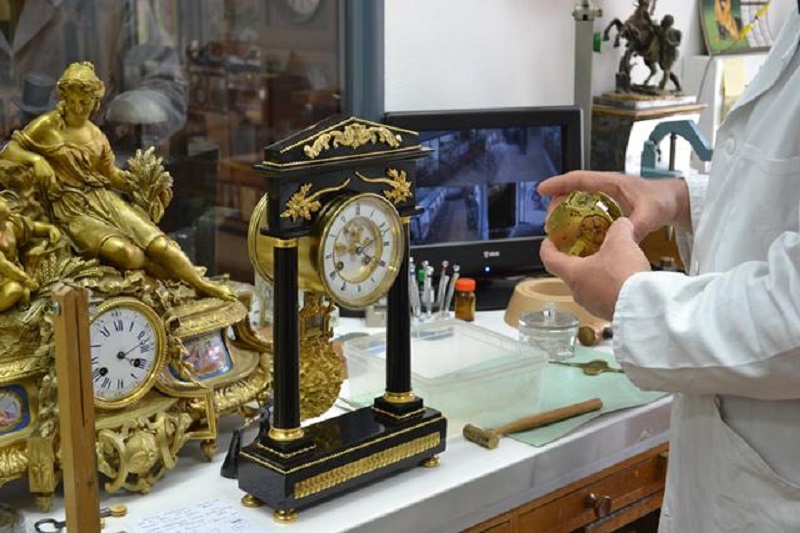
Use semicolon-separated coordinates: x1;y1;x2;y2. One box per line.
585;493;613;518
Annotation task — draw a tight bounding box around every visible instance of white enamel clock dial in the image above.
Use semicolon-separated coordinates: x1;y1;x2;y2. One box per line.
280;0;321;22
89;298;166;409
320;194;405;309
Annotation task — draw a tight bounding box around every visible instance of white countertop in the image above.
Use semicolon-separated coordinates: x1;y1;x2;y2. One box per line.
2;312;672;533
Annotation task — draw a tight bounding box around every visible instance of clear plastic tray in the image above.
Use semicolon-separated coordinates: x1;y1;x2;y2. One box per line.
343;319;548;436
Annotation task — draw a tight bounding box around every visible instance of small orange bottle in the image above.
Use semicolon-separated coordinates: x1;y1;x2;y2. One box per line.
454;278;476;322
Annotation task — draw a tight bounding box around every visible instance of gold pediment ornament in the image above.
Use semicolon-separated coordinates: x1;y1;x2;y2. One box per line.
302;122;402;159
266;117;420;164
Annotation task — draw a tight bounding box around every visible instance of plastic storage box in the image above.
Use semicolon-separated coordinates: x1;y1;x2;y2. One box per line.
343;320;548;436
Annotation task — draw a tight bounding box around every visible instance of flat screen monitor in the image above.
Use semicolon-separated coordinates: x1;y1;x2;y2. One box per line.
383;106;583;310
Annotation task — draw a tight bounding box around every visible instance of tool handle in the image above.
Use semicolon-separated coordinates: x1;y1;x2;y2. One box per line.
494;397;603;436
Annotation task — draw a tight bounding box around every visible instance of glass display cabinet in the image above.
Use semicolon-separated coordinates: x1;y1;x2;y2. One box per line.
0;0;357;281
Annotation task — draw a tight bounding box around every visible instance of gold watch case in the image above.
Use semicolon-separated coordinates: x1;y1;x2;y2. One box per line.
89;297;167;410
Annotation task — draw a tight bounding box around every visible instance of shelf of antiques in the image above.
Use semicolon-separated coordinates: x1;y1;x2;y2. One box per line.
591;0;706;173
0;62;273;511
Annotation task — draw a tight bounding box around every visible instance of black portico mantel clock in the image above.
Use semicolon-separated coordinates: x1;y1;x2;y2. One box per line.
237;116;447;522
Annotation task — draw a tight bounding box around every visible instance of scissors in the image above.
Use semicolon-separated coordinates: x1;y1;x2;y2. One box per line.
549;359;624;376
34;504;127;532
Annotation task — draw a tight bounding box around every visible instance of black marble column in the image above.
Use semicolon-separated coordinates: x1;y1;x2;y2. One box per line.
272;243;300;432
373;220;423;418
385;220;411;393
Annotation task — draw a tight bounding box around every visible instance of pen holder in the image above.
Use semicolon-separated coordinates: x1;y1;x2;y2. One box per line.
409;260;460;323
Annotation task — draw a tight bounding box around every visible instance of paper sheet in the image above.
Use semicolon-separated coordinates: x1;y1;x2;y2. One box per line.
123;499;263;533
722;56;746;121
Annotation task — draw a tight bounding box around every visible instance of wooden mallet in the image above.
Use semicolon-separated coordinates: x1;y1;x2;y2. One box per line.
463;397;604;449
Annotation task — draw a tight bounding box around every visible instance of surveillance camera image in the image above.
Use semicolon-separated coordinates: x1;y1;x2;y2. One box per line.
410;125;563;246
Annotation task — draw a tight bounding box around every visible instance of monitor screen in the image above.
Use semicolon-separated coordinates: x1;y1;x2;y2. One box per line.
383;107;583;310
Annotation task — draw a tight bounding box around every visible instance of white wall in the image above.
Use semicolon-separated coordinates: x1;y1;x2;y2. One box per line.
385;0;794;112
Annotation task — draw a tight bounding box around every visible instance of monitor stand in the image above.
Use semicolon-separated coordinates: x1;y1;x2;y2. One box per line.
475;275;527;312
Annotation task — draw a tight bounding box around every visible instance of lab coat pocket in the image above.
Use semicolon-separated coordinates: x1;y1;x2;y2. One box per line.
740;143;800;178
708;397;800;531
734;144;800;235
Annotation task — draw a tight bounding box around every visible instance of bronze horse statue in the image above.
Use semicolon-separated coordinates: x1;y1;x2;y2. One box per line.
603;0;682;93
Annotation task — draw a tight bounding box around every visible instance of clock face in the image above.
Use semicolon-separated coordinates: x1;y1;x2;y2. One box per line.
278;0;321;23
89;298;166;409
319;194;405;309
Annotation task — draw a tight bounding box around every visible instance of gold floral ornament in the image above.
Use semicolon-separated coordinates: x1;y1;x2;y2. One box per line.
280;179;351;222
127;147;173;224
355;168;412;205
303;123;402;159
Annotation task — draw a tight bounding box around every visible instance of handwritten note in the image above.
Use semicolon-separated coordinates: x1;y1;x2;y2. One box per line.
126;499;264;533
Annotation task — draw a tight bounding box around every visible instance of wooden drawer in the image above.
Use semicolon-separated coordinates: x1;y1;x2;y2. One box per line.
465;444;668;533
517;447;667;533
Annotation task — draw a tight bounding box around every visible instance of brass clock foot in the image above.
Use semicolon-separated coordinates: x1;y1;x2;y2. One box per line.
34;492;54;512
274;509;299;523
420;455;440;468
241;494;264;508
201;439;218;460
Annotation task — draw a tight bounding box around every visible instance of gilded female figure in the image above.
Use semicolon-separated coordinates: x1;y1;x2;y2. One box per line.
0;195;60;312
0;62;233;300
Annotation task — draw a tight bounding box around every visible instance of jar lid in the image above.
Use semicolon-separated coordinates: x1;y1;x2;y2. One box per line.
519;302;579;331
455;278;476;292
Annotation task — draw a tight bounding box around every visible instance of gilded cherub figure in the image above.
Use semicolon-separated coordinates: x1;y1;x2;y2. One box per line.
0;62;233;300
0;194;61;312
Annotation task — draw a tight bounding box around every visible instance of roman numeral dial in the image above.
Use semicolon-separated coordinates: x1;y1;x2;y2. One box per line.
319;193;405;309
88;298;166;409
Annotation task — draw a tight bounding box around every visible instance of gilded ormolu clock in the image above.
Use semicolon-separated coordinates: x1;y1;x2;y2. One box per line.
239;116;447;522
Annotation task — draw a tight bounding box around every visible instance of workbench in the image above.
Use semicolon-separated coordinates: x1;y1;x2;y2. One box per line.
2;311;671;532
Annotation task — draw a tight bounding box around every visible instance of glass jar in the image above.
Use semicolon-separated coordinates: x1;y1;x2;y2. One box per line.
453;278;476;322
518;303;579;362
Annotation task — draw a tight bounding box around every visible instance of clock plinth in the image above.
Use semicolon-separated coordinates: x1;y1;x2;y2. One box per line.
238;405;446;516
243;115;446;516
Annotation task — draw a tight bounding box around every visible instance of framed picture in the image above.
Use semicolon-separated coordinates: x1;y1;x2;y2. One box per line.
699;0;775;55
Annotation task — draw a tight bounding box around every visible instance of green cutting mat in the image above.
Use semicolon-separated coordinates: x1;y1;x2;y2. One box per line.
508;347;667;447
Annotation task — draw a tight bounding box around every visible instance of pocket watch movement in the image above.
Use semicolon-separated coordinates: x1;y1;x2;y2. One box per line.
545;191;622;257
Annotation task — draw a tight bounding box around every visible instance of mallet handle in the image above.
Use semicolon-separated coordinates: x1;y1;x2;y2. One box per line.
494;397;603;436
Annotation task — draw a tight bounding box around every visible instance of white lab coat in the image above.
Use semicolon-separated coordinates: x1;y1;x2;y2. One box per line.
613;11;800;533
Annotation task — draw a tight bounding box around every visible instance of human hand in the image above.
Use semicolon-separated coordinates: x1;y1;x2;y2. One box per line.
540;218;651;321
538;171;691;242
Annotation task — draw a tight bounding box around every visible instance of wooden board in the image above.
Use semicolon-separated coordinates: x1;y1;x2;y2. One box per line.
53;286;101;533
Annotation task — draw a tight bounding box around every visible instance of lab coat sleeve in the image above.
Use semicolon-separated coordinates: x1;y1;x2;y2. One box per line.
673;169;708;267
613;230;800;400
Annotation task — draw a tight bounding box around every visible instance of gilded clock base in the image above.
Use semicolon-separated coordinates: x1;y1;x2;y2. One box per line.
420;455;440;468
238;406;447;515
201;439;218;461
241;494;265;508
95;395;193;494
273;509;298;523
34;493;54;513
